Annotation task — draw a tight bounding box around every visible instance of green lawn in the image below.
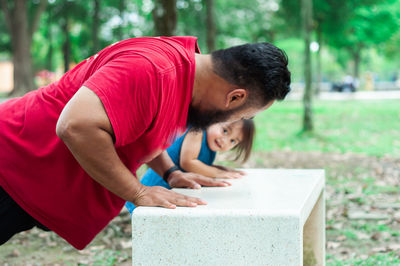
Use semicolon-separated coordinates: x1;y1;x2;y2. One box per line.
327;253;400;265
254;99;400;157
252;99;400;264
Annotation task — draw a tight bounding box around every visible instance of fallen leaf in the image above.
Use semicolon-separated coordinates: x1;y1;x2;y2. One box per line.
327;241;341;249
388;244;400;251
336;235;347;241
371;246;387;253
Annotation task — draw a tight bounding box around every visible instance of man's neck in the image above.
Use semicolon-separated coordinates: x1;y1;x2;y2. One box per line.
192;54;214;107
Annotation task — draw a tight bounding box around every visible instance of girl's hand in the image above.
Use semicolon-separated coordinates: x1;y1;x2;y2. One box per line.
213;164;247;174
168;170;231;189
215;169;245;179
132;184;207;209
213;165;247;177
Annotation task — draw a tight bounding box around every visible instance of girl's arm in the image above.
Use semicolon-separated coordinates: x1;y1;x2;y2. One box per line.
180;131;243;179
146;151;230;188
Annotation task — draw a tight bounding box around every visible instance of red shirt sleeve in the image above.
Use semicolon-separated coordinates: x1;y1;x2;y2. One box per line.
83;53;159;147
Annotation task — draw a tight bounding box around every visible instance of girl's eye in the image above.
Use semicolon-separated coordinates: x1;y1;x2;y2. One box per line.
231;139;236;144
223;129;228;135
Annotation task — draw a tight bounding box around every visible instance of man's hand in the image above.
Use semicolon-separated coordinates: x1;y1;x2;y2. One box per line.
132;184;207;209
167;170;231;189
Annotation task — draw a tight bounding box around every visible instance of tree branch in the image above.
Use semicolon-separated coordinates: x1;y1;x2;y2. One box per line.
30;0;47;38
0;0;12;32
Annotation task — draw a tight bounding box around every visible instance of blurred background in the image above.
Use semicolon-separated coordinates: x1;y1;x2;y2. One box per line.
0;0;399;265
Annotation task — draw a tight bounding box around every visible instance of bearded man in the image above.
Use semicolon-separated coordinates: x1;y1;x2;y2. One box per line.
0;36;290;249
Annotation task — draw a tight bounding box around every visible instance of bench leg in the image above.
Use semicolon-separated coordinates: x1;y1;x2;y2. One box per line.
303;191;325;266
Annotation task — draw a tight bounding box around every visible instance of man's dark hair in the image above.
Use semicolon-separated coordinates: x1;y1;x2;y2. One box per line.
211;42;291;106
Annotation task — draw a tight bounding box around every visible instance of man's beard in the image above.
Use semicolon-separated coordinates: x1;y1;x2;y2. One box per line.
186;104;237;131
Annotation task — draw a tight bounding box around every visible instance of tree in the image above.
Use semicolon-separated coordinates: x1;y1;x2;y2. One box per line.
152;0;177;36
49;0;89;72
92;0;101;54
116;0;125;40
312;0;330;95
61;1;71;72
216;0;278;45
301;0;313;132
318;0;398;79
0;0;47;96
46;3;54;72
205;0;216;52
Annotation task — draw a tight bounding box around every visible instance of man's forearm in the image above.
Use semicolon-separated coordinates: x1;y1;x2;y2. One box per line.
55;86;205;209
57;122;142;202
146;151;175;177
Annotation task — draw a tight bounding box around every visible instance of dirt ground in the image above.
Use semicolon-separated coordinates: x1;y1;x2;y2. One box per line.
1;151;400;265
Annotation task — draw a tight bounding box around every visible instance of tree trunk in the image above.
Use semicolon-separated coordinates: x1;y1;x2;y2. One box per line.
92;0;101;54
62;14;71;72
0;0;47;96
47;4;53;71
205;0;216;52
301;0;313;132
314;26;322;95
267;30;275;43
117;0;125;40
152;0;177;36
353;48;361;80
11;0;34;96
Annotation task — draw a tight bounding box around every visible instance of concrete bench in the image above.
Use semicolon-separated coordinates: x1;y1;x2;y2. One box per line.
132;169;325;266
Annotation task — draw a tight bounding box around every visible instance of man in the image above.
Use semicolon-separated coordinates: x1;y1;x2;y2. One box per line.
0;36;290;249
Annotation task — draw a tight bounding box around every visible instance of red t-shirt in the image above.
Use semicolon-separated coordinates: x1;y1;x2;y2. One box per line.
0;36;199;249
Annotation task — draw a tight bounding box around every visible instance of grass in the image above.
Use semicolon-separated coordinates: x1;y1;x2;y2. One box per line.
327;253;400;265
363;184;399;195
351;222;399;236
253;99;400;157
253;99;400;264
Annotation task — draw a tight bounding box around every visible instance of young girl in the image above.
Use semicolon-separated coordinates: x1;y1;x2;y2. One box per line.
125;119;255;213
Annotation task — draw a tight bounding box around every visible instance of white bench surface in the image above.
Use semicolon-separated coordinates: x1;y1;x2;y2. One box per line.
132;169;325;266
134;169;324;225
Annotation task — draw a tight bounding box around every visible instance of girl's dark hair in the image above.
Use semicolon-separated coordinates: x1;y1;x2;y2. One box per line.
233;119;255;163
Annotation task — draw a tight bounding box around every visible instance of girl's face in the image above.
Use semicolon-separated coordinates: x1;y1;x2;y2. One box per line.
206;121;243;152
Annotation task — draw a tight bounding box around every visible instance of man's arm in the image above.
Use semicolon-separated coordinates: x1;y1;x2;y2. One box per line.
146;151;176;178
56;86;205;209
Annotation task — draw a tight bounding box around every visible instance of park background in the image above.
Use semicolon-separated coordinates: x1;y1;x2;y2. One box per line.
0;0;399;265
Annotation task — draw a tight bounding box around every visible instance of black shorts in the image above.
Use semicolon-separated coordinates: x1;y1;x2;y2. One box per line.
0;186;50;245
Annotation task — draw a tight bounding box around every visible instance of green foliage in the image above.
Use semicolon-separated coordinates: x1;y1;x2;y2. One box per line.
176;0;206;49
1;0;400;81
0;10;10;55
329;1;398;48
274;38;304;81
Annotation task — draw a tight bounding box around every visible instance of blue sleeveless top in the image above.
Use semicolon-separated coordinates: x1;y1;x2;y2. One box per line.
126;129;216;213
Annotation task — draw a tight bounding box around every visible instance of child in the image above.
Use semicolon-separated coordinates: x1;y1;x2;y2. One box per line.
125;119;255;213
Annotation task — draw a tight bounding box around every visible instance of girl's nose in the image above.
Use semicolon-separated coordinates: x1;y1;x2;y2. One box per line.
220;138;227;148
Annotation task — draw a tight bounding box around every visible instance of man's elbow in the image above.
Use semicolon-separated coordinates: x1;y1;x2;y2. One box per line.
56;118;80;141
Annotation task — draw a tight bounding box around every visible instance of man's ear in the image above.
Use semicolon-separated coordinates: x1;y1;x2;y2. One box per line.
225;88;247;109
